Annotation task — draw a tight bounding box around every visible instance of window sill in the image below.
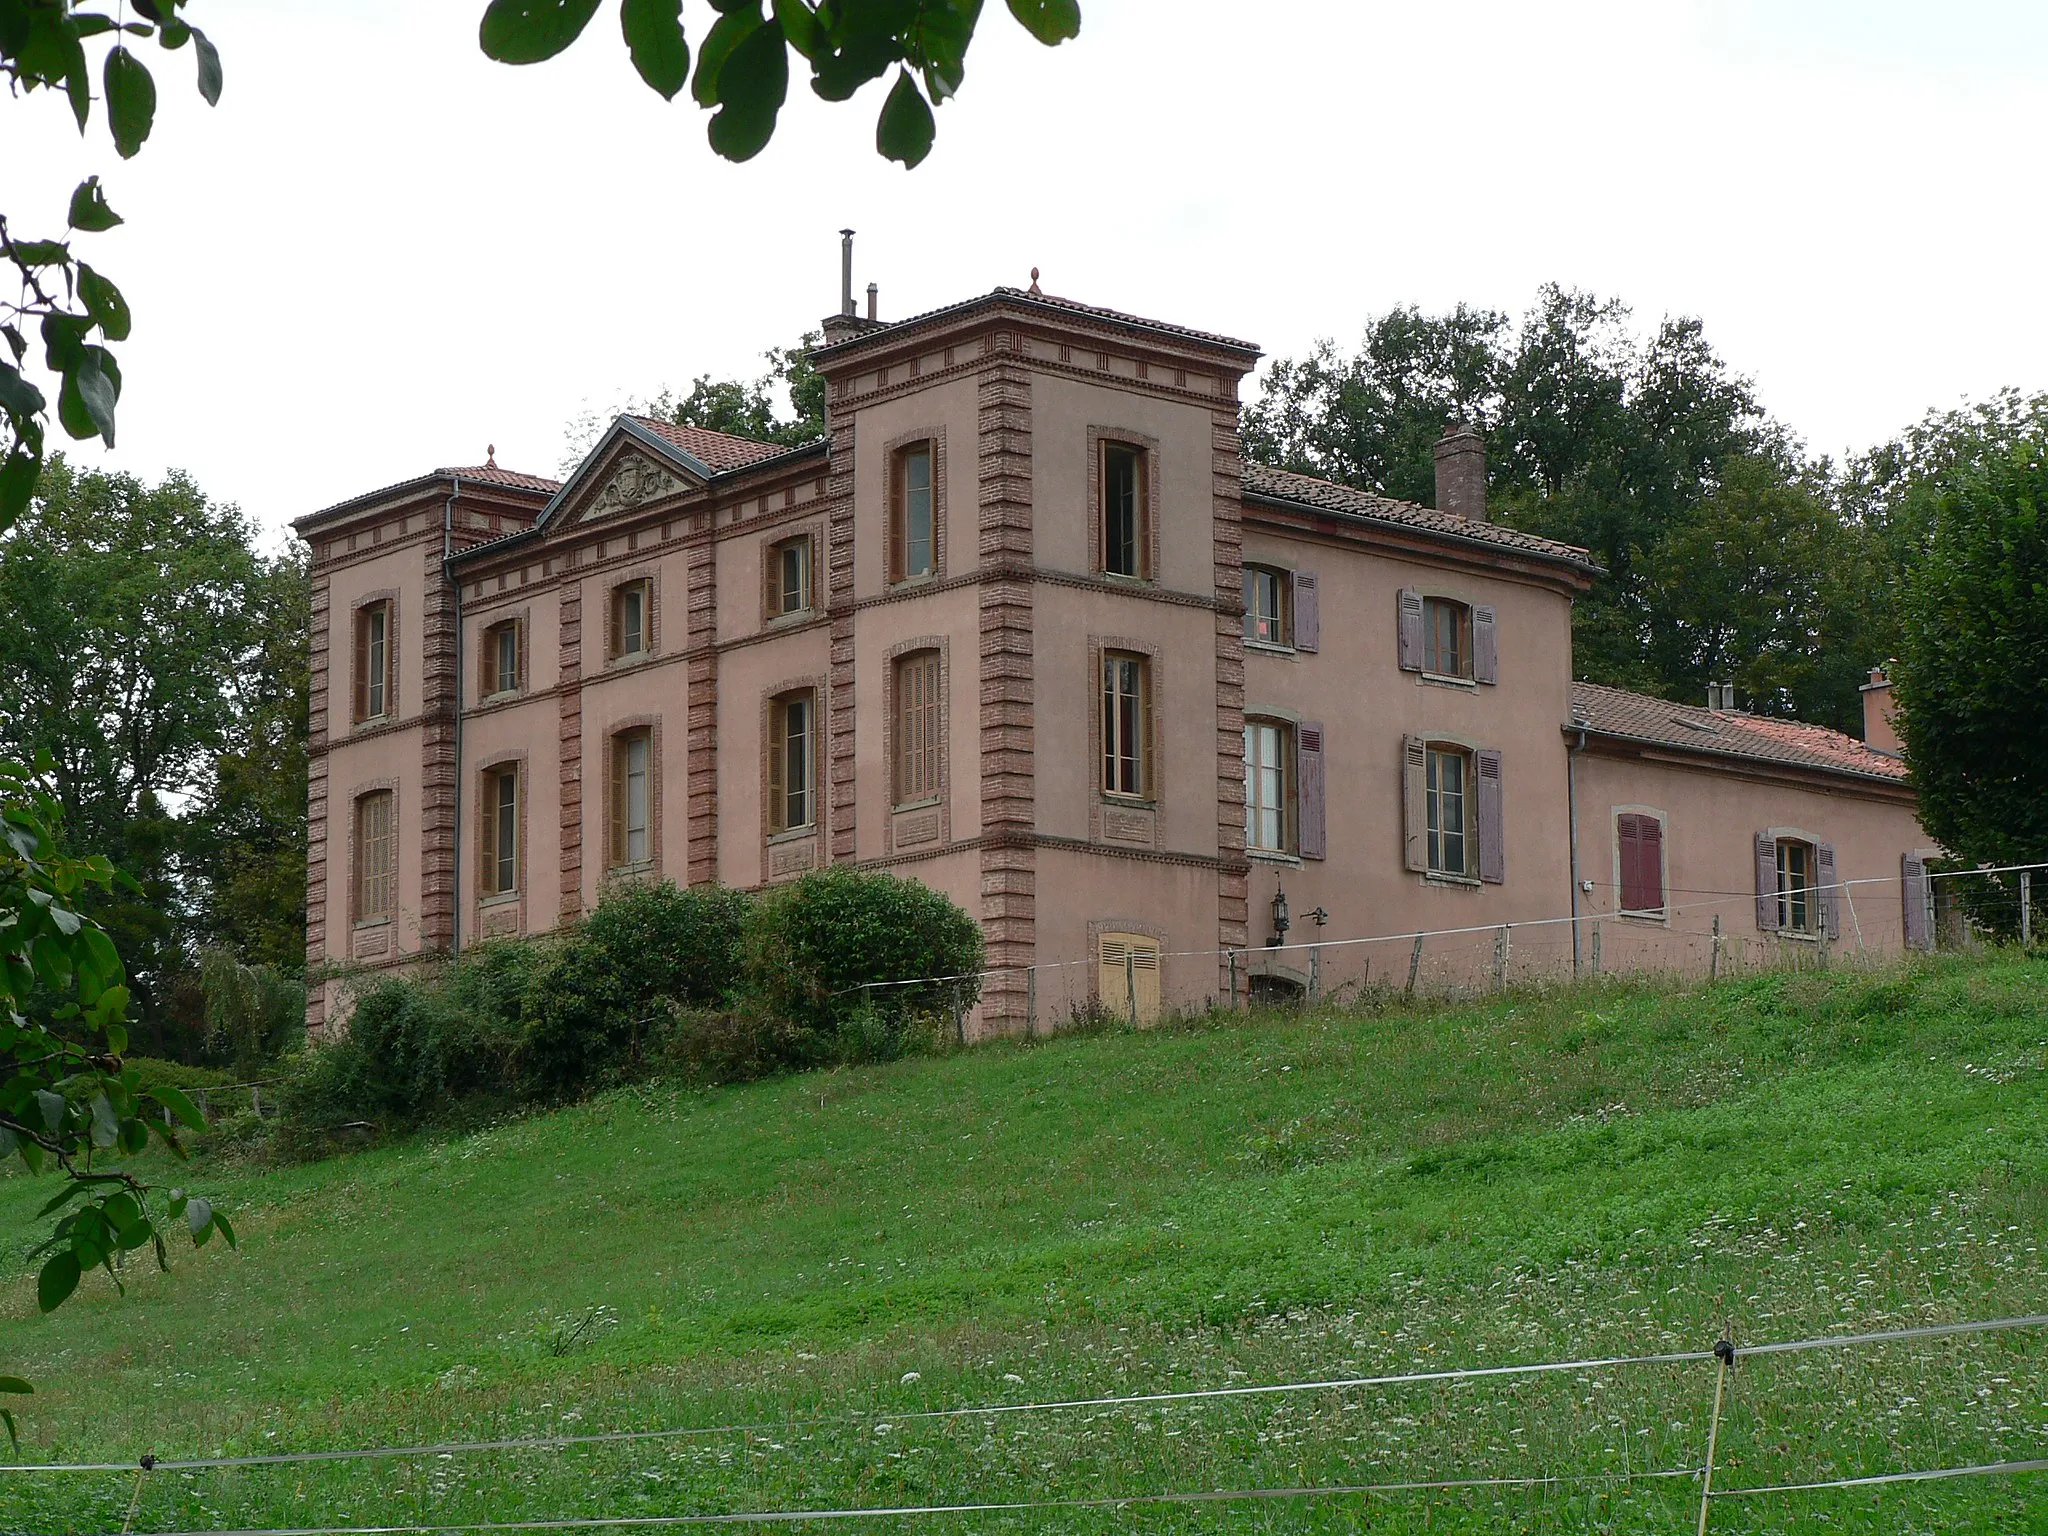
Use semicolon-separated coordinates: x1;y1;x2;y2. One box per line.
1616;908;1668;926
1418;672;1478;690
607;651;655;672
1099;571;1155;588
1772;928;1822;943
765;607;815;627
1422;872;1482;889
767;824;818;845
353;713;393;729
481;688;522;705
478;890;520;908
892;795;942;813
889;572;938;590
1248;848;1302;868
1099;793;1157;811
607;859;656;877
1245;639;1297;658
353;917;392;932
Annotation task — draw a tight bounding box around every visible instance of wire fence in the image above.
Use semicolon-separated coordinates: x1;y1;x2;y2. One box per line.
855;861;2048;1034
10;1314;2046;1532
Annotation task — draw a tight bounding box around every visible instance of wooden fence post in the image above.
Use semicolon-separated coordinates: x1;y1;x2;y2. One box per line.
1590;921;1603;975
1405;934;1424;998
1710;914;1722;983
1026;967;1037;1038
1493;926;1510;991
1125;950;1138;1028
1227;950;1239;1012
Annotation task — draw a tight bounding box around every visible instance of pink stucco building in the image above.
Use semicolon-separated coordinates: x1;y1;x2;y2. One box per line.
293;277;1929;1035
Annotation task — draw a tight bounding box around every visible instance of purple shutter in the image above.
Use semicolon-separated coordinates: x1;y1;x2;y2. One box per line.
1473;604;1499;684
1477;748;1504;884
1293;570;1319;652
1755;831;1779;930
1902;853;1930;950
1617;814;1646;911
1642;815;1664;911
1818;842;1840;940
1297;721;1326;860
1397;589;1424;672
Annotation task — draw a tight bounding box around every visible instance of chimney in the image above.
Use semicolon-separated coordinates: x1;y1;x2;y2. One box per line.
839;229;856;317
1433;420;1487;522
1707;681;1735;711
866;282;878;322
1861;666;1902;756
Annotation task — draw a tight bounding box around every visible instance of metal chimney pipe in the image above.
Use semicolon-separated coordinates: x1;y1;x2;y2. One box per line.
840;229;855;317
866;282;878;321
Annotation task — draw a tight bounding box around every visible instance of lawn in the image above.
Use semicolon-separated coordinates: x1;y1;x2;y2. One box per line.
2;954;2045;1533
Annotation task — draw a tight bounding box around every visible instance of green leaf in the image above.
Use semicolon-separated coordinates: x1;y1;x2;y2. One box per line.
0;1377;31;1396
620;0;689;99
1006;0;1080;44
0;364;46;422
0;1406;15;1453
186;1194;213;1237
213;1207;237;1248
155;1084;204;1132
706;18;787;161
103;1018;128;1055
60;349;119;446
8;240;71;268
103;46;158;159
34;1182;95;1220
691;7;760;106
76;264;132;341
35;1089;65;1133
876;68;935;168
0;443;39;533
68;176;124;232
89;1092;119;1148
117;1117;149;1155
773;0;822;59
190;25;223;104
480;0;603;63
37;1250;81;1312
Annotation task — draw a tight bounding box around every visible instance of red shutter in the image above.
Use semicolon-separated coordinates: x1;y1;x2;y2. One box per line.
1755;831;1779;931
1473;604;1498;684
1902;853;1930;950
1618;814;1646;910
1476;748;1504;884
1297;721;1326;860
1397;589;1424;671
1641;815;1664;911
1294;571;1319;652
1818;842;1840;940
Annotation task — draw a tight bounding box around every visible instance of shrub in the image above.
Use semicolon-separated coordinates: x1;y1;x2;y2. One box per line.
581;880;750;1006
648;1003;810;1086
198;948;306;1075
743;867;983;1053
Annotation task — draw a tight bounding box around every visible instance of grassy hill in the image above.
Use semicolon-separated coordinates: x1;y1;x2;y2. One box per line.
3;955;2046;1533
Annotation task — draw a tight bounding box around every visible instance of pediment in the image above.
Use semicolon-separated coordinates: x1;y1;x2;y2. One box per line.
535;416;715;535
576;450;687;524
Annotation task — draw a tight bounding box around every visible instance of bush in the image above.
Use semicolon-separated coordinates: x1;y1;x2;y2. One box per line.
743;867;983;1054
582;880;750;1006
648;1003;810;1086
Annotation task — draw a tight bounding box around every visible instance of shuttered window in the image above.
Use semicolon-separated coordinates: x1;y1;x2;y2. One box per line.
481;765;518;896
1424;598;1470;678
356;790;394;922
768;691;815;833
1426;745;1470;876
1101;443;1146;578
1297;721;1326;860
1097;932;1162;1024
768;536;811;617
483;620;520;697
610;729;651;868
1243;567;1289;647
1405;738;1503;883
1243;720;1292;853
1775;838;1815;933
356;602;391;720
1617;812;1665;914
1102;652;1152;799
892;444;935;581
609;581;651;660
894;651;942;805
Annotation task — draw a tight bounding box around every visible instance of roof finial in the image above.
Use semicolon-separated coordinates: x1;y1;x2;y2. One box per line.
486;443;497;468
1028;266;1041;296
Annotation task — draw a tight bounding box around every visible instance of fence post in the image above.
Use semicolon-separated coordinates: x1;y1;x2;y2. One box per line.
1710;914;1722;983
195;1087;209;1121
1493;925;1510;991
250;1083;262;1118
1026;966;1037;1038
1696;1336;1735;1535
950;982;964;1046
1125;950;1138;1028
2023;870;2033;946
1405;933;1424;998
1590;921;1603;975
1309;943;1322;1005
1227;950;1239;1012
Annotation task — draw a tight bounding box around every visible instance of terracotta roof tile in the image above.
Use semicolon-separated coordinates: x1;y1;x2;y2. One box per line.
1243;463;1598;569
437;464;562;494
628;417;806;472
815;286;1261;359
1570;681;1908;783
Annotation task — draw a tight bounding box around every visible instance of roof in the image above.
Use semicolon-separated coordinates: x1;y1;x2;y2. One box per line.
814;285;1261;361
293;462;557;531
1243;463;1598;571
626;418;801;472
1569;681;1909;784
437;463;562;494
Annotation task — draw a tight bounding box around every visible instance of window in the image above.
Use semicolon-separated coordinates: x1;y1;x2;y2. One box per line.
768;535;812;618
891;443;935;581
355;601;391;720
1097;932;1162;1024
1426;744;1471;877
481;764;519;896
768;691;815;833
610;729;651;868
1423;597;1470;678
893;651;942;806
610;580;650;660
1243;567;1290;647
483;619;520;697
1101;651;1152;799
1776;837;1816;933
355;790;394;922
1243;720;1294;854
1100;442;1147;578
1617;812;1665;915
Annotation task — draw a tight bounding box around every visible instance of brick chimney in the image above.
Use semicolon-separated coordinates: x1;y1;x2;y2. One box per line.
1860;666;1902;756
1433;420;1487;522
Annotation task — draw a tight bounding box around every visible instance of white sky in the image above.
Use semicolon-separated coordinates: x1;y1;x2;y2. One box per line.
13;0;2047;542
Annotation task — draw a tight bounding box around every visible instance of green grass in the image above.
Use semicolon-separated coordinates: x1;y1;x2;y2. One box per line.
4;954;2047;1533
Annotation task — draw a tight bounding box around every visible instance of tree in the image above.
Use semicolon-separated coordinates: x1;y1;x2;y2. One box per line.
559;332;824;472
0;762;232;1442
1;1;223;531
1889;392;2048;907
477;0;1080;167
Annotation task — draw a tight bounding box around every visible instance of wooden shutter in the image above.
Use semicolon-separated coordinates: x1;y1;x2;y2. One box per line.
1294;571;1319;652
1132;939;1161;1022
609;735;627;866
1098;934;1160;1023
1755;832;1779;930
1818;842;1840;940
1397;589;1424;672
1140;658;1156;800
1617;814;1645;910
767;702;786;831
354;611;370;720
1473;605;1499;684
1902;853;1931;951
1476;748;1504;884
888;452;904;582
1298;721;1326;860
608;588;623;658
1402;736;1428;872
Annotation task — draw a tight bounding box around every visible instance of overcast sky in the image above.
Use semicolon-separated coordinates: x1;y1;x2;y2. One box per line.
14;0;2047;542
